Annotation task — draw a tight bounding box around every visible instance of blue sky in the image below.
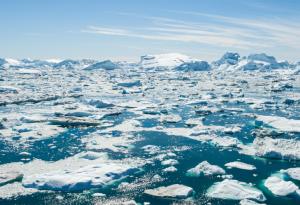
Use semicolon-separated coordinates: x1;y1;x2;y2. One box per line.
0;0;300;62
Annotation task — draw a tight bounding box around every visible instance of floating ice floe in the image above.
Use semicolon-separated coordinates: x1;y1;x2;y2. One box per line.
144;184;193;199
209;135;241;148
117;80;142;88
212;52;240;69
163;166;177;173
240;199;266;205
142;145;161;155
120;200;138;205
185;118;203;126
0;171;23;186
0;86;19;93
84;60;119;70
86;99;114;108
174;60;210;72
139;53;192;70
206;179;266;202
16;68;42;76
160;114;182;123
225;161;256;171
281;167;300;181
0;152;143;193
83;133;136;153
264;176;299;197
23;163;140;191
78;151;108;160
186;161;225;177
161;159;179;166
256;115;300;133
252;137;300;160
49;117;101;127
0;182;40;199
0;122;66;141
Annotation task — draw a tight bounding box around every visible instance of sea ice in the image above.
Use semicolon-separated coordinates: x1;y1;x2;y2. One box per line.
161;159;179;166
256;115;300;133
282;167;300;181
23;163;140;191
264;176;299;196
0;171;23;186
144;184;193;199
163;166;177;173
240;199;266;205
186;161;225;177
207;179;266;201
225;161;256;171
252;137;300;160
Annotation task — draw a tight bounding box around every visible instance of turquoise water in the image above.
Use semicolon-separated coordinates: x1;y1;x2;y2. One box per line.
0;102;299;205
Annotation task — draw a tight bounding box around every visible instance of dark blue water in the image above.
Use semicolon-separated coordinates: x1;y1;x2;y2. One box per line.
0;102;299;205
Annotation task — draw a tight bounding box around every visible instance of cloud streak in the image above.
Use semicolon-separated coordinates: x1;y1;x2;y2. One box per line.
82;11;300;51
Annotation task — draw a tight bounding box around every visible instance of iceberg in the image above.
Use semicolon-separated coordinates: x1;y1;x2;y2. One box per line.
144;184;193;199
282;167;300;181
161;159;179;166
160;114;182;123
139;53;192;70
53;59;95;69
212;52;240;68
253;137;300;160
23;163;140;191
174;60;210;72
84;60;119;70
255;115;300;133
0;182;39;199
264;176;299;196
240;199;266;205
207;179;266;201
0;86;19;94
0;171;23;186
117;80;142;87
163;166;177;173
186;161;225;177
225;161;256;171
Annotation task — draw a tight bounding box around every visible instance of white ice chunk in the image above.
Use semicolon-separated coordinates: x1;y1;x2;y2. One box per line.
163;166;177;173
240;199;266;205
225;161;256;171
161;159;179;166
0;171;23;186
186;161;225;177
140;53;192;69
207;179;266;202
256;115;300;133
23;163;140;191
264;176;299;196
144;184;193;199
282;167;300;181
253;137;300;160
160;114;182;123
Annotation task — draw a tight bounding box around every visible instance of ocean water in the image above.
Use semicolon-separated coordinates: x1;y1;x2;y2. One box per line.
0;101;299;205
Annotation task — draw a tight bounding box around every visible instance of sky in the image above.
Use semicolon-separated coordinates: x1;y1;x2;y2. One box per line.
0;0;300;62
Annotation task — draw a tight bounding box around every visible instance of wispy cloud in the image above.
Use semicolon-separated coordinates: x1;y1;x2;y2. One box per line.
82;11;300;51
